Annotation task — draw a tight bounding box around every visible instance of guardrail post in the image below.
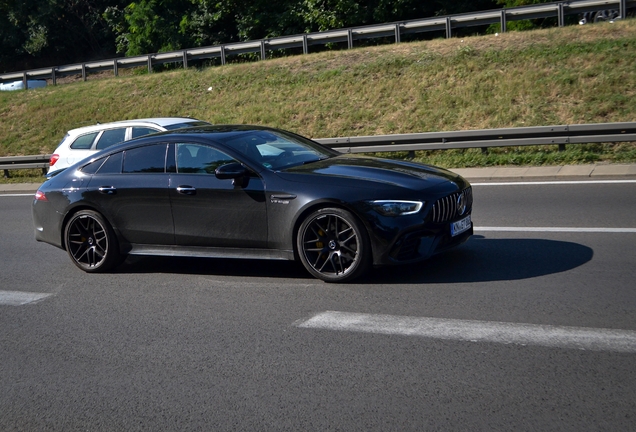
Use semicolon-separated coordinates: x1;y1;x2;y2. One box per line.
620;0;627;19
394;24;401;43
114;59;119;77
347;29;353;49
23;72;28;90
3;169;10;179
260;40;266;60
303;35;309;54
147;55;153;73
559;144;566;151
221;46;226;65
183;51;188;69
82;64;87;81
500;10;507;33
51;68;57;85
446;17;452;38
558;3;565;27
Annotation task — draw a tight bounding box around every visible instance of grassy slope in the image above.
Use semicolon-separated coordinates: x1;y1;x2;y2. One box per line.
1;19;635;173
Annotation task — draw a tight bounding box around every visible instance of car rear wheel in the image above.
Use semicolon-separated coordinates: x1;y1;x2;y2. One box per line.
64;210;121;273
297;208;370;282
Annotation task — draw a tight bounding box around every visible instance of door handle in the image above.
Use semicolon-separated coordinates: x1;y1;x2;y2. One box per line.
176;186;196;195
98;186;116;195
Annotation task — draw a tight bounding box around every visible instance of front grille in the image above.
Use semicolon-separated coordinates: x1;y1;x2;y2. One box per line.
432;187;473;223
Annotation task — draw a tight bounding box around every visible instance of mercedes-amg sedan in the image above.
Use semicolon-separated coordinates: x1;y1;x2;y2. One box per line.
33;125;473;282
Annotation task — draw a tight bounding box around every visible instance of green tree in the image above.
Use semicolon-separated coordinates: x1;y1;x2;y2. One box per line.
2;0;501;72
1;0;127;72
104;0;193;56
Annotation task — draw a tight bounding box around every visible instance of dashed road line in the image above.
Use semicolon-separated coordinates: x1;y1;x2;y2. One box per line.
0;290;53;306
296;311;636;353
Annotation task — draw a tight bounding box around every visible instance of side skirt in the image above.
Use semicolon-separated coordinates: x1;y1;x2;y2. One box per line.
127;244;295;261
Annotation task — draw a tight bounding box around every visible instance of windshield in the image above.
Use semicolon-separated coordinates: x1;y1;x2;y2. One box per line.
217;129;337;170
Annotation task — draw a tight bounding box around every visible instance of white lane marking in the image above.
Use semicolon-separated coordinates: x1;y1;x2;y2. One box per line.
296;311;636;353
475;226;636;233
0;290;53;306
0;193;35;197
472;180;636;186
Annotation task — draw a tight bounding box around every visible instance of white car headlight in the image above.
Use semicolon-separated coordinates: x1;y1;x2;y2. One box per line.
370;200;423;216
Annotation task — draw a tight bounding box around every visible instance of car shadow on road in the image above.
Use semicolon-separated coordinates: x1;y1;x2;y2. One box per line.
367;235;594;284
114;255;312;279
113;235;594;284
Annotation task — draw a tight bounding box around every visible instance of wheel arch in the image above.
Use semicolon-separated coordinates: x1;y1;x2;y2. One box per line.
290;199;370;261
60;205;113;251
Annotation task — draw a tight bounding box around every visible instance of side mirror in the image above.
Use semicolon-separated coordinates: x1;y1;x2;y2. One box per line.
215;162;249;187
215;162;247;180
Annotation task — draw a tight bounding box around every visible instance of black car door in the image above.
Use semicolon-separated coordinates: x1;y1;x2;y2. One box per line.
169;142;268;248
84;143;174;245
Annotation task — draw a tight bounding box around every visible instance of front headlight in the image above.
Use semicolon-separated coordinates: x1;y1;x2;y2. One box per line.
369;200;423;216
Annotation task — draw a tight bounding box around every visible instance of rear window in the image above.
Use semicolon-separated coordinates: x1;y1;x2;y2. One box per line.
80;153;123;175
98;153;123;174
70;132;99;149
80;156;106;174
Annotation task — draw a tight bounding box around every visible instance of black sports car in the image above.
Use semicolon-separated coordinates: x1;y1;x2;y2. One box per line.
33;125;473;282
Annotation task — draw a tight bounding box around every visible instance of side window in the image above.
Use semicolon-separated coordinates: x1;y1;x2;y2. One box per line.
70;132;98;149
95;128;126;150
176;143;235;174
123;145;167;173
96;152;123;174
80;156;106;174
132;127;160;139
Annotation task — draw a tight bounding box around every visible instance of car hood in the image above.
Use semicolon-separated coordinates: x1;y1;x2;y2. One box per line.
277;154;467;191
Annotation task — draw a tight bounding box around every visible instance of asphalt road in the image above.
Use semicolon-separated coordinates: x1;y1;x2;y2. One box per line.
1;179;635;431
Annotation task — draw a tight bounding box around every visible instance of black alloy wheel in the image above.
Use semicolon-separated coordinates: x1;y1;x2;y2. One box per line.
297;208;370;282
64;210;120;273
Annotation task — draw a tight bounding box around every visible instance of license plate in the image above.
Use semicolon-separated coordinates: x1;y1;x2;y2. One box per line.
451;215;471;237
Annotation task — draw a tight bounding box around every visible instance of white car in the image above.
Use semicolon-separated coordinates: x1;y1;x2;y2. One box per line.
48;117;210;173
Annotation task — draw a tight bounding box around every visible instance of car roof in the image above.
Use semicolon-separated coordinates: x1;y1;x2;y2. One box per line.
66;117;204;135
97;125;305;153
148;124;275;137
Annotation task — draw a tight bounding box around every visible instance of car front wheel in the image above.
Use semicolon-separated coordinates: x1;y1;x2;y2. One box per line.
64;210;121;273
297;208;371;282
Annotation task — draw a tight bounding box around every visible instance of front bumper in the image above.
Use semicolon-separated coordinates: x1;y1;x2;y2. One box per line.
364;213;474;266
385;223;473;264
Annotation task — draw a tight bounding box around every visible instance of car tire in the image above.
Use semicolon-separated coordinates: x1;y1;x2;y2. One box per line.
64;210;121;273
297;207;371;282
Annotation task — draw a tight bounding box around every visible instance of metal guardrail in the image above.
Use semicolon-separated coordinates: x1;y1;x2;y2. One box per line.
0;155;50;178
316;122;636;153
2;122;635;177
1;0;634;87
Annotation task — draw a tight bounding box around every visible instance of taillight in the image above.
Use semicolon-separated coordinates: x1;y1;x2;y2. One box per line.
49;154;59;166
34;190;48;201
